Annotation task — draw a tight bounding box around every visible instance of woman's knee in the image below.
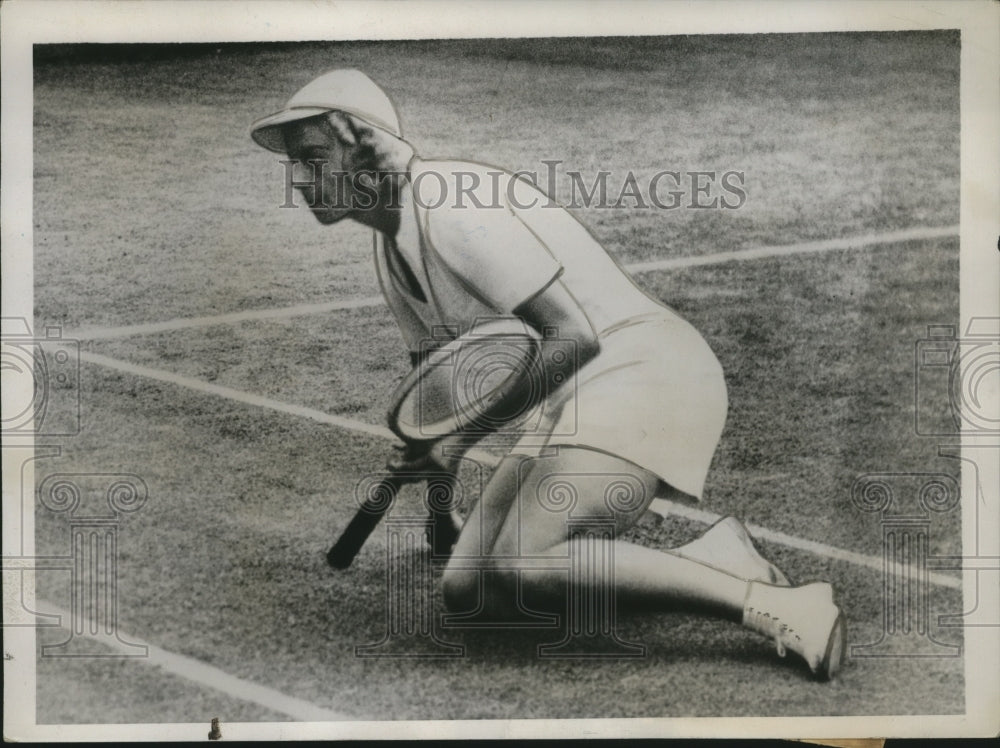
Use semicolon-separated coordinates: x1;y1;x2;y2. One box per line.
441;559;520;613
491;449;661;554
443;563;521;613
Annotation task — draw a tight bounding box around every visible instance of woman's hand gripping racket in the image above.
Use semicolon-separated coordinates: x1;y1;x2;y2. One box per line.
327;318;543;569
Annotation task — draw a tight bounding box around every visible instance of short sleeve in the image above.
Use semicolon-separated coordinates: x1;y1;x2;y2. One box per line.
423;172;563;313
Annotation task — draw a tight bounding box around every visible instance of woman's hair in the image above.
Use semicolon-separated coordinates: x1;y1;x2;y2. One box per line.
323;111;412;174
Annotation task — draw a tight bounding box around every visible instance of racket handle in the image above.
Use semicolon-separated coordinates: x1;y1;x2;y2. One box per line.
327;475;404;569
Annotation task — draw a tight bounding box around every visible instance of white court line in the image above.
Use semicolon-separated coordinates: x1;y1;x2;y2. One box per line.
38;600;351;722
657;501;962;590
71;224;959;341
80;351;395;442
79;350;962;591
625;224;959;274
75;297;383;341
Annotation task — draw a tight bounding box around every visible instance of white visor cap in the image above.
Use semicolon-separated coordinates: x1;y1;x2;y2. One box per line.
250;69;402;153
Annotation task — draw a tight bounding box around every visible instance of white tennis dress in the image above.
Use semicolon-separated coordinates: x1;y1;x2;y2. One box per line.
372;159;728;500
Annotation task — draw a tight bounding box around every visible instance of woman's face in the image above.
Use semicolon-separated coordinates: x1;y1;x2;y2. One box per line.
282;117;355;225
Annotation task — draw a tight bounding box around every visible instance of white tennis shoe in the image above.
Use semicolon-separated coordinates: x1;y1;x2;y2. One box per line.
742;580;847;680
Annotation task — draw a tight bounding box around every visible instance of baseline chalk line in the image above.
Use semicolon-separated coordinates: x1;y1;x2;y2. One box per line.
651;500;962;590
80;351;394;442
74;297;383;341
625;224;959;274
80;350;963;591
37;600;350;722
71;224;959;341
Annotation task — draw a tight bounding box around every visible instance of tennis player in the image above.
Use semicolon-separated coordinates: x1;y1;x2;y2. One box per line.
251;69;846;679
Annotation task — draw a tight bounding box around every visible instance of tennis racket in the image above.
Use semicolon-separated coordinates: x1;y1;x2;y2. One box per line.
327;318;541;569
388;317;543;442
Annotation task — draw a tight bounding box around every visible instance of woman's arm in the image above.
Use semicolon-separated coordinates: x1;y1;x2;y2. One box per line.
514;278;600;398
388;280;599;475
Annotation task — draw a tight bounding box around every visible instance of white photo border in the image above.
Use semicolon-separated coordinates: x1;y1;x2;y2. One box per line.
2;0;998;740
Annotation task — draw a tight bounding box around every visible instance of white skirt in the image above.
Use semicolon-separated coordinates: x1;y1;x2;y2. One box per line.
538;312;728;500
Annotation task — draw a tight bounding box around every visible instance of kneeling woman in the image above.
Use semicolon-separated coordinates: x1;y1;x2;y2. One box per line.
250;69;846;679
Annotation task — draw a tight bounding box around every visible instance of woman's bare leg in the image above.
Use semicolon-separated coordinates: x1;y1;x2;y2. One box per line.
483;446;747;621
442;445;846;678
